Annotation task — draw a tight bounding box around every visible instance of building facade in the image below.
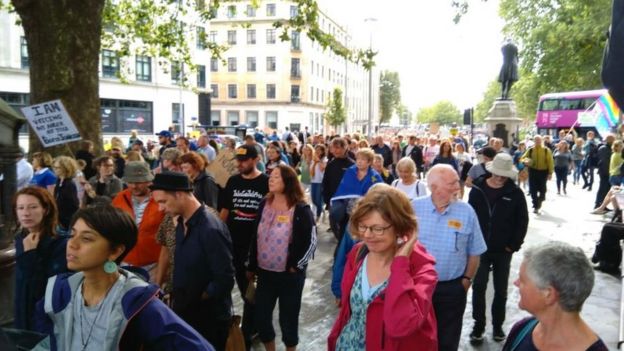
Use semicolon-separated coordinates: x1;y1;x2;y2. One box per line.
0;5;210;143
209;0;379;135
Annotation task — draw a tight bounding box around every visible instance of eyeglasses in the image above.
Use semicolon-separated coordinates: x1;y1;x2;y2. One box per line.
357;224;392;236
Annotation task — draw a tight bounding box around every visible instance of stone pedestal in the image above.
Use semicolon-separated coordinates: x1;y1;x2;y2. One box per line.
484;99;523;148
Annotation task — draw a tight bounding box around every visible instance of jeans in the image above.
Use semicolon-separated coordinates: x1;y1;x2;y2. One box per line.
255;269;306;347
573;160;583;183
528;168;548;210
472;252;513;332
554;166;568;192
310;183;323;218
582;163;595;188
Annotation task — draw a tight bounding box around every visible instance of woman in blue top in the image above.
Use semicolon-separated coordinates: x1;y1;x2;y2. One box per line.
13;186;69;331
29;152;57;194
503;242;608;351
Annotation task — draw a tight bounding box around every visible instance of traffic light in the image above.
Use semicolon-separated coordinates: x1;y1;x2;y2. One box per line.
463;108;472;125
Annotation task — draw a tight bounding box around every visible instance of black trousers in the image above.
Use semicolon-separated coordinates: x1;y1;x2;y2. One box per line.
433;278;467;351
233;244;255;350
595;173;611;209
472;252;513;331
528;168;548;210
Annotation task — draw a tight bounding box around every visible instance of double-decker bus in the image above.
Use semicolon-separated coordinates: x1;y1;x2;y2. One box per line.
535;89;604;137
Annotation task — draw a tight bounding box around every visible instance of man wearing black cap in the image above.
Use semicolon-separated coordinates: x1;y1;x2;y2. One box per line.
465;146;497;188
151;171;234;351
219;144;269;348
155;130;176;166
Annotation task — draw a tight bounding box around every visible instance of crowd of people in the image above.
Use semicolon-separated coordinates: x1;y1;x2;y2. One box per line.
9;126;610;351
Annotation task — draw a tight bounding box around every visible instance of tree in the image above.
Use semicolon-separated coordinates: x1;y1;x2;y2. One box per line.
379;71;401;124
416;100;462;125
7;0;374;155
325;87;345;130
474;79;500;122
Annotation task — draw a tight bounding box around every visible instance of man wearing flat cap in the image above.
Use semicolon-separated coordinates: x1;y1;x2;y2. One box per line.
468;153;529;343
152;171;234;351
112;161;165;280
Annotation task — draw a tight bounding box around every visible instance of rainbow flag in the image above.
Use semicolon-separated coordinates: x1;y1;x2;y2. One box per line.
592;92;621;137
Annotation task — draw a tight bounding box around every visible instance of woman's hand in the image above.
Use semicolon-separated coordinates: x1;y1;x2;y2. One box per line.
23;232;41;252
396;230;418;257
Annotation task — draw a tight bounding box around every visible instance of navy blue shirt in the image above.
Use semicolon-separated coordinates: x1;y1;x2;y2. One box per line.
172;205;234;321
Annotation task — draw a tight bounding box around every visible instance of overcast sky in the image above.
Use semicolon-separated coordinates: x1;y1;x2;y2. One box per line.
318;0;505;114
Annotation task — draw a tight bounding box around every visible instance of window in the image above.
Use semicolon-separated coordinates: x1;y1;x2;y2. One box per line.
266;56;276;71
291;85;300;102
246;4;256;17
228;57;237;72
311;60;314;74
171;61;182;85
291;58;301;78
266;29;276;44
291;31;300;50
102;50;119;78
310;87;314;102
266;111;278;129
211;57;219;72
266;3;276;16
246;111;259;128
20;36;29;69
210;110;220;126
211;84;218;98
135;56;152;82
247;57;256;72
196;27;206;49
100;99;153;133
227;5;236;18
316;88;319;102
247;84;256;98
228;84;237;98
227;30;237;45
247;29;256;44
290;5;298;18
209;31;217;43
266;84;276;99
172;103;184;132
227;111;240;126
197;65;206;88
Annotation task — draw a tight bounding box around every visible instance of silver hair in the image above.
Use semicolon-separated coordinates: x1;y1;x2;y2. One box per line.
425;164;456;190
523;241;594;312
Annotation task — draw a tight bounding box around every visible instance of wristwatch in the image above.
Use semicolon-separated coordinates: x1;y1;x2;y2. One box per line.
462;275;473;283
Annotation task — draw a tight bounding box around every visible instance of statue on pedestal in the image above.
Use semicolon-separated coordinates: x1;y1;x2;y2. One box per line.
499;39;519;100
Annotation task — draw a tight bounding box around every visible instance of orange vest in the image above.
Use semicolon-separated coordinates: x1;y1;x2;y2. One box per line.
112;189;165;266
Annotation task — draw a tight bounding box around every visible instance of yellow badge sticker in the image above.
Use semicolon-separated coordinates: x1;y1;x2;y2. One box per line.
277;215;290;223
448;219;462;230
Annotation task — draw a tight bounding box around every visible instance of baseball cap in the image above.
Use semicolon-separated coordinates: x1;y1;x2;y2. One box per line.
235;145;259;161
155;130;173;138
477;146;497;159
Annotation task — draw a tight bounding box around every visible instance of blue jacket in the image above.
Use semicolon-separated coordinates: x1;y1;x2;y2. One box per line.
34;269;213;351
14;232;69;330
330;166;381;203
331;231;358;299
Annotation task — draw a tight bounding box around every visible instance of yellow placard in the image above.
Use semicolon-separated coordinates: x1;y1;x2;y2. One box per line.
448;219;462;230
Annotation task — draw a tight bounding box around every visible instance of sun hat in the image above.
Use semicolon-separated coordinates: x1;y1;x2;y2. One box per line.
485;153;518;180
122;161;154;183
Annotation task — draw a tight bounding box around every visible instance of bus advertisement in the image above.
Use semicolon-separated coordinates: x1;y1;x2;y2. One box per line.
535;89;605;136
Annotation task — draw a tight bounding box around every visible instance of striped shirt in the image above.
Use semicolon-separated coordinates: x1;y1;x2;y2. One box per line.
132;196;150;226
412;196;487;281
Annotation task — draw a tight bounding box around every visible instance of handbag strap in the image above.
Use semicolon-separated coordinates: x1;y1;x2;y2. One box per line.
511;319;539;351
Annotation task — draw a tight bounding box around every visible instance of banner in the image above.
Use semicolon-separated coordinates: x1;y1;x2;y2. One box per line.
21;100;81;147
206;149;238;188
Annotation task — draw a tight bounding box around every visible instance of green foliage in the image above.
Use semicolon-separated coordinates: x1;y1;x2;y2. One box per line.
416;100;462;125
509;70;540;119
379;71;401;124
325;87;346;129
474;79;500;122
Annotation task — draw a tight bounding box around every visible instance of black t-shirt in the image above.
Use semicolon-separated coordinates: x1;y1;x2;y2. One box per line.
221;173;269;247
482;179;503;209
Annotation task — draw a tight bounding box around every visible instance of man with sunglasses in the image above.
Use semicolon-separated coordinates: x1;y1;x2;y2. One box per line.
412;164;487;351
468;153;529;344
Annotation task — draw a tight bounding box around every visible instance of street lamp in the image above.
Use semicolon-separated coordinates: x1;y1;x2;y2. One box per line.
364;17;377;140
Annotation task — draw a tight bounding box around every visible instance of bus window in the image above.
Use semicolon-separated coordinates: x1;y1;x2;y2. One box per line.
560;99;581;110
539;99;560;111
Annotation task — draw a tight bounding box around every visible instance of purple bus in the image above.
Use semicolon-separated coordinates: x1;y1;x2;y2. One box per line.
535;89;604;136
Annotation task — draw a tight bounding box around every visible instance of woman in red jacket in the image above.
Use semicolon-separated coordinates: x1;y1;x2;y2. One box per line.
328;184;438;351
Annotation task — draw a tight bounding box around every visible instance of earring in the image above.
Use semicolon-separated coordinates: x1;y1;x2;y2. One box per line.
103;260;118;274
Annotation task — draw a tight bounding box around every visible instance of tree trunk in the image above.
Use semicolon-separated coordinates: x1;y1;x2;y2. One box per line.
12;0;105;156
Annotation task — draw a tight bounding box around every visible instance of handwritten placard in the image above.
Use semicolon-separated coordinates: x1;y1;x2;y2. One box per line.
206;149;239;187
21;99;81;147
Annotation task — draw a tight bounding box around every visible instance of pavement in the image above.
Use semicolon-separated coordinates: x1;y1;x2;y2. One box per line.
236;178;622;351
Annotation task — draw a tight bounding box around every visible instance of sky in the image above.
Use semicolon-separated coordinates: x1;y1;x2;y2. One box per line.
318;0;505;114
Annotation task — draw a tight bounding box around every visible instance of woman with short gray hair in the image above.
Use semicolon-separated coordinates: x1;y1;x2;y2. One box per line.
502;241;608;350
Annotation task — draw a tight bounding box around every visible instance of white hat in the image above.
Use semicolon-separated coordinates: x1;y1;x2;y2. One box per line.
485;153;518;180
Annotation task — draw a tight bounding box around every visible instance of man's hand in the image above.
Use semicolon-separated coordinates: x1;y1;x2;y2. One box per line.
334;298;341;307
548;173;552;181
246;271;255;281
462;278;472;292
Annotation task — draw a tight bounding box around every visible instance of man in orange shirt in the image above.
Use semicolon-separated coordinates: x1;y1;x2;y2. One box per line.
112;161;165;281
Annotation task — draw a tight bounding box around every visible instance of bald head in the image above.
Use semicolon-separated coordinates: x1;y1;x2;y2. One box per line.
427;164;460;206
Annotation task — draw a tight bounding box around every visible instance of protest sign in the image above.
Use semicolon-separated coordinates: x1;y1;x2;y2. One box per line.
21;99;81;147
206;149;239;187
